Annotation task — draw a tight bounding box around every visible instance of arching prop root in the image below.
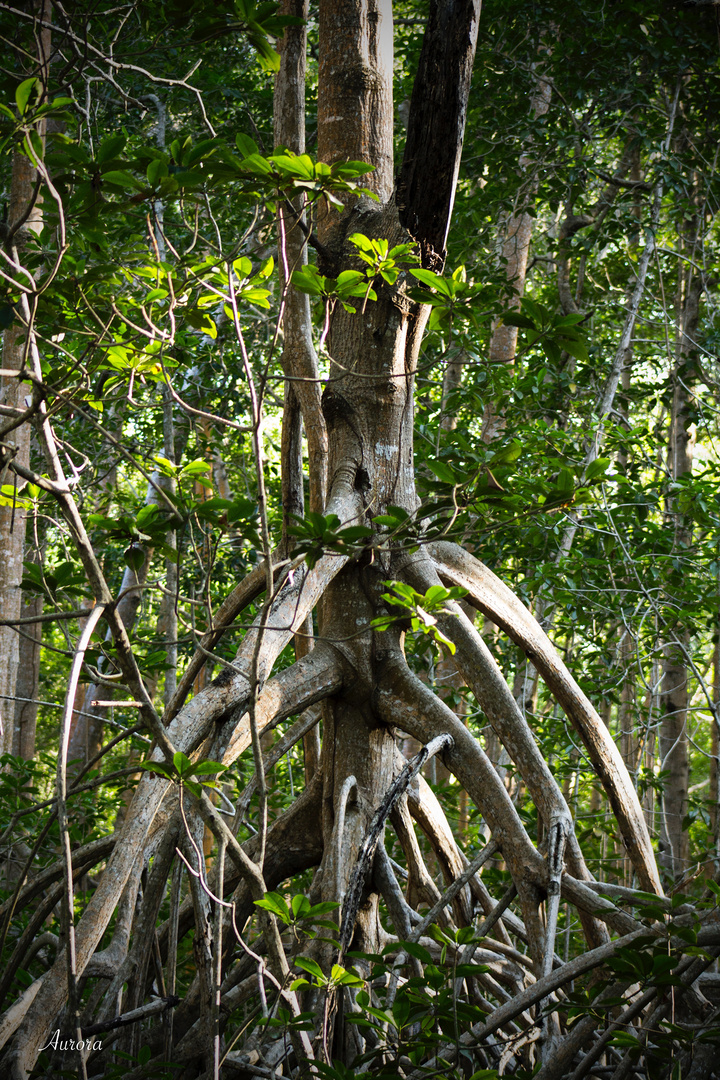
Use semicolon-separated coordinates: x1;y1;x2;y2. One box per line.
427;539;662;896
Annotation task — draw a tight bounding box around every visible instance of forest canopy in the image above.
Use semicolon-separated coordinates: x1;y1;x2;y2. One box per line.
1;1;720;1078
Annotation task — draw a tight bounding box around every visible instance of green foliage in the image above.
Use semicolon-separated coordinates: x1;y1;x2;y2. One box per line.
140;751;227;798
287;512;373;568
371;581;469;654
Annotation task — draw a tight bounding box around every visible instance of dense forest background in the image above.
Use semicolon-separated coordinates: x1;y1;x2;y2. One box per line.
2;1;720;1077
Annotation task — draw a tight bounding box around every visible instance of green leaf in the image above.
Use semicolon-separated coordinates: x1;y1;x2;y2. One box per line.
101;170;144;191
427;461;458;485
291;894;311;919
255;892;292;921
191;760;227;776
556;336;590;363
16;78;38;116
97;134;127;164
330;964;364;986
585;457;610;481
291;265;327;297
410;267;450;294
140;760;174;781
147;157;169;186
400;941;433;963
557;467;575;495
295;957;326;981
489;440;522;466
501;312;536;329
609;1032;640;1047
123;544;146;572
173;751;192;777
236;132;259;157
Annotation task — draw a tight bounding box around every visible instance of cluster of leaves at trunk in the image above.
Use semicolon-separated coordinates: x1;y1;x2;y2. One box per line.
371;581;468;654
291;233;416;314
254;891;339;939
287;512;373;569
140;751;227;798
291;264;378;314
408;265;490;331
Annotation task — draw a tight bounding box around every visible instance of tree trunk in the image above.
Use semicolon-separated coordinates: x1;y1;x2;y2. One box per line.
0;3;51;760
658;265;702;881
482;56;552;442
11;595;42;761
314;0;414;971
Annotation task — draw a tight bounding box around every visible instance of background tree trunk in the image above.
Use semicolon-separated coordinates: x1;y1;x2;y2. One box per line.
659;265;702;881
482;54;552;443
0;3;51;759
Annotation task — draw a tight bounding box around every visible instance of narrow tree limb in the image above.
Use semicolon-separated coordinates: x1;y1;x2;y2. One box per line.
567;986;657;1080
334;774;358;905
233;704;323;824
389;795;448;917
560;874;644;938
539;816;569;1059
373;847;423;980
375;642;552;962
274;0;327;512
402;760;474;926
542;816;569;980
470;882;518;949
409;839;497;944
55;604;106;1070
81;996;179;1038
191;789;316;1066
